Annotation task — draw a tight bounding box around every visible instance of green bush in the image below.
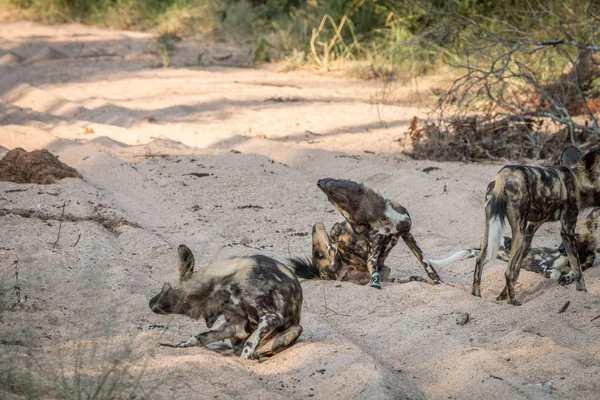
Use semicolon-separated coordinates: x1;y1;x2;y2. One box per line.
1;0;594;76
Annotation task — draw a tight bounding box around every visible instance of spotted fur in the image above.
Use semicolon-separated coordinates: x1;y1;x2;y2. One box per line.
472;146;600;305
315;178;446;288
312;219;474;285
492;207;600;284
149;245;303;360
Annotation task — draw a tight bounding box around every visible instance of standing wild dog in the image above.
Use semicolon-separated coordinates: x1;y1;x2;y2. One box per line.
149;245;305;360
312;221;475;285
316;178;445;288
494;207;600;283
472;146;600;305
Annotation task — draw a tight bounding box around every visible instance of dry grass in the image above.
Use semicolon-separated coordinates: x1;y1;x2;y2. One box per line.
404;115;597;163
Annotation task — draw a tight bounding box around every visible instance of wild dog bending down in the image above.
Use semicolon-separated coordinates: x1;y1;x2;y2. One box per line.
315;178;453;288
472;146;600;305
312;220;475;285
149;245;306;360
494;207;600;283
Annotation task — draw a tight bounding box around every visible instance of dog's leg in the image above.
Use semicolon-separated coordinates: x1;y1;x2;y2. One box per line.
254;325;303;358
509;222;539;302
472;220;490;297
366;232;385;288
378;235;399;266
557;249;594;285
560;215;587;292
369;235;398;284
160;323;240;348
240;313;284;360
401;232;443;283
498;219;538;305
497;211;526;304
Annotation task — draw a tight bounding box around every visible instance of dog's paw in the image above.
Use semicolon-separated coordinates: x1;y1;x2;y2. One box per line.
240;347;257;360
370;272;382;289
557;272;574;285
508;298;522;306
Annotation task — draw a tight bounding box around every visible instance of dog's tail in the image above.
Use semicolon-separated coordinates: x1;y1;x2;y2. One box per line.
283;256;320;279
429;249;478;266
482;177;508;265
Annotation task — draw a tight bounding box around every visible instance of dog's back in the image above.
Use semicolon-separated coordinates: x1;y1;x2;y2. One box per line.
490;165;576;222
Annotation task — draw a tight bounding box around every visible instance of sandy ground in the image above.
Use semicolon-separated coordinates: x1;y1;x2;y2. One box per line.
1;21;600;400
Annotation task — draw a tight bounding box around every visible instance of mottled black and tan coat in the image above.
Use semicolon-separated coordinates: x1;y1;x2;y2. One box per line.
494;207;600;283
313;178;452;288
472;146;600;305
312;219;474;286
149;245;305;360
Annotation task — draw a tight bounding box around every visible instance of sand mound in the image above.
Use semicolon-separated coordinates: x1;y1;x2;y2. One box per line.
0;148;81;184
0;51;22;66
24;46;68;64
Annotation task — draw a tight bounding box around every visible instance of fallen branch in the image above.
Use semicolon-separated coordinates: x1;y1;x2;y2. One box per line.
558;301;570;314
72;233;82;247
52;202;66;248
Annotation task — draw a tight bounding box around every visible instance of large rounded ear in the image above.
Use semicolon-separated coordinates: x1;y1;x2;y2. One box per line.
561;146;583;167
178;245;195;280
582;146;600;180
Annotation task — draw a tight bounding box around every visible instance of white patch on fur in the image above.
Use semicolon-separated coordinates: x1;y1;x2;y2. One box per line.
430;249;476;266
547;255;569;271
484;216;503;265
484;193;492;206
277;264;296;280
549;269;563;281
201;258;255;279
385;202;409;229
372;201;410;234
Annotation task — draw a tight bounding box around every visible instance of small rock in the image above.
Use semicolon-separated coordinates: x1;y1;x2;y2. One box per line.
456;312;470;326
423;166;441;173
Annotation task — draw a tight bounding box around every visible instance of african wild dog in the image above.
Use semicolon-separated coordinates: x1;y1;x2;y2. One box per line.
472;146;600;305
493;207;600;283
312;221;475;285
315;178;446;288
149;245;306;360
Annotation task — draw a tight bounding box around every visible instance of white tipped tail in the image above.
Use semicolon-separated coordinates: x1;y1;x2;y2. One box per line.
429;249;478;266
484;216;503;265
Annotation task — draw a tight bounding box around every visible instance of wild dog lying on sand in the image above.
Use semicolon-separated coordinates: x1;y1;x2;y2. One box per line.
312;221;475;285
316;178;450;288
149;245;308;360
493;207;600;283
472;146;600;305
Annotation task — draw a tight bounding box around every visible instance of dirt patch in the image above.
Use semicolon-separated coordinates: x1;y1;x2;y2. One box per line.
0;148;81;184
